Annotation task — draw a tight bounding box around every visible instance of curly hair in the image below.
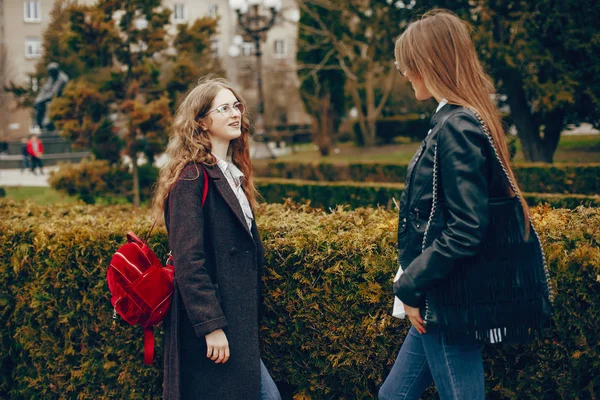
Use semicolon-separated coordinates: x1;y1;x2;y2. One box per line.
152;75;257;222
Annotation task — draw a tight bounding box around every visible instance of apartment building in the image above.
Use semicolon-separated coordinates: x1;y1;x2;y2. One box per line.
0;0;309;141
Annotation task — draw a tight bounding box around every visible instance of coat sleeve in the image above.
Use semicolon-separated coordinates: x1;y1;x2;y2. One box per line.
168;165;227;337
394;112;490;307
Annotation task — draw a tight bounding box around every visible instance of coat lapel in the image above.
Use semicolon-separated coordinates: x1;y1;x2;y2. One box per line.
205;164;253;238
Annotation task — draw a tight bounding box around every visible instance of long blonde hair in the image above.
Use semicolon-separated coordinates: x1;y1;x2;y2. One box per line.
395;9;530;231
152;76;258;222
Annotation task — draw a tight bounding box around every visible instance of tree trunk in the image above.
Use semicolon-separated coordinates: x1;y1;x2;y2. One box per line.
349;82;368;147
539;109;565;163
502;69;563;163
363;117;377;147
315;95;333;156
131;153;141;208
364;69;377;147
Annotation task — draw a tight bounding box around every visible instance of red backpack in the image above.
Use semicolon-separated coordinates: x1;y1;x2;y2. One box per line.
107;167;208;364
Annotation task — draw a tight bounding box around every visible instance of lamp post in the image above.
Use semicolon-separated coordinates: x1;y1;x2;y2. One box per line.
229;0;281;139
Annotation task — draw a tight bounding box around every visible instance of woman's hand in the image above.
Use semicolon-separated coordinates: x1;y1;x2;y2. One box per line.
205;329;230;364
405;305;427;334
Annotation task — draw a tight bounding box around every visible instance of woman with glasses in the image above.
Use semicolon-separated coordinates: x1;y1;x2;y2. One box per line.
153;76;281;400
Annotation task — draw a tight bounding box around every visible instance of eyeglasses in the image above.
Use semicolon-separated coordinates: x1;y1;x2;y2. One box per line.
206;101;246;118
394;61;406;77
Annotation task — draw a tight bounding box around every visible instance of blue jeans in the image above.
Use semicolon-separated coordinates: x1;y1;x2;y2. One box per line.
260;359;281;400
379;326;484;400
21;155;30;172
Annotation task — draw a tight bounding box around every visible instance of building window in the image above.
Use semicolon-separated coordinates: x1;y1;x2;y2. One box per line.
24;1;41;22
273;39;286;58
208;5;218;19
211;39;221;57
241;42;254;56
173;4;186;22
25;37;42;59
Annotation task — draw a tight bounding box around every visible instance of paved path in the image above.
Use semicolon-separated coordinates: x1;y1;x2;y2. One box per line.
0;167;58;187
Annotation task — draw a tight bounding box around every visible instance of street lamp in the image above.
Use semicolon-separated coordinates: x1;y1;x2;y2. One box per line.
229;0;282;139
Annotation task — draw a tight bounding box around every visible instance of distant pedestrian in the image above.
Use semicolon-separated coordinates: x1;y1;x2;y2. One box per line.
20;137;30;173
26;135;44;175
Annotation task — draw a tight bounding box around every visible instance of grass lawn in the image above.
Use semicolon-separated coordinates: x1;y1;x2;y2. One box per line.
265;141;422;164
266;134;600;164
2;186;80;205
512;134;600;163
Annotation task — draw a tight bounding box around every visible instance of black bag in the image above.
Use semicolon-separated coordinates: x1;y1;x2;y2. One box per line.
421;109;553;344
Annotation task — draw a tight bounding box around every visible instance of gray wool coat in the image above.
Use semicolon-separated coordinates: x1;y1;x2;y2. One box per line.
162;163;265;400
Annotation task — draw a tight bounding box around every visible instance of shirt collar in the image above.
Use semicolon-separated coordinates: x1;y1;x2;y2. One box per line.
213;154;244;180
435;98;448;114
430;98;460;129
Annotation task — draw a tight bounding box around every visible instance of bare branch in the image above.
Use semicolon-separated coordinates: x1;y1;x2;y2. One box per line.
336;56;358;81
375;66;397;116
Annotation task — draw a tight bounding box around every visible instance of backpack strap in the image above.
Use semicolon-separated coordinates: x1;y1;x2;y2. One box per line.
201;164;208;207
143;327;154;365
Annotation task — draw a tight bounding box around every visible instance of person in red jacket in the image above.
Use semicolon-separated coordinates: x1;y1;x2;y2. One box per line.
26;135;44;175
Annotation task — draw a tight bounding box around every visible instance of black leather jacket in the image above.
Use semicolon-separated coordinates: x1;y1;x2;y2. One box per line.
393;104;508;308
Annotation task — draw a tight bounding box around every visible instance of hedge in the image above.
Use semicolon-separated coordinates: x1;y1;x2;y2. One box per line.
254;162;600;196
49;159;159;204
256;178;600;210
1;201;599;399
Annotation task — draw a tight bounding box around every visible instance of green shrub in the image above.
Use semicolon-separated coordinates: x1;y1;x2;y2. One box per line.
254;162;600;195
48;159;129;204
49;159;159;204
254;162;409;183
0;200;599;399
256;178;600;210
513;164;600;195
257;178;405;210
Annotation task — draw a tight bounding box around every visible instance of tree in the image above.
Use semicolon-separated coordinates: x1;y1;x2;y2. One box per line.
465;0;600;162
296;0;416;147
297;2;346;156
0;43;8;138
166;18;225;111
11;0;220;206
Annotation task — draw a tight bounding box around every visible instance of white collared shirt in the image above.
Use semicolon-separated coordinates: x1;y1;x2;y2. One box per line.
423;98;449;138
435;98;448;113
213;155;254;234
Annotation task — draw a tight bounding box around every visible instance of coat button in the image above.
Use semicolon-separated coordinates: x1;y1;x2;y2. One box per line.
229;247;237;255
402;218;407;223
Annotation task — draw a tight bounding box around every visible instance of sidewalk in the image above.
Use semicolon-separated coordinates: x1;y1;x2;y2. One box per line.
0;167;58;187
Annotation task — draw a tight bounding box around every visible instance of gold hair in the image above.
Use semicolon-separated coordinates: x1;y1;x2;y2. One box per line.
152;75;258;223
395;9;530;235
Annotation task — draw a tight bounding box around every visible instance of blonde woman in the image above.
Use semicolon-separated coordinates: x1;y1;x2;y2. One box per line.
380;10;551;399
153;77;281;400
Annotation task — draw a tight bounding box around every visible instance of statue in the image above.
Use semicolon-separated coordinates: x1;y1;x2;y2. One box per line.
33;62;69;132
